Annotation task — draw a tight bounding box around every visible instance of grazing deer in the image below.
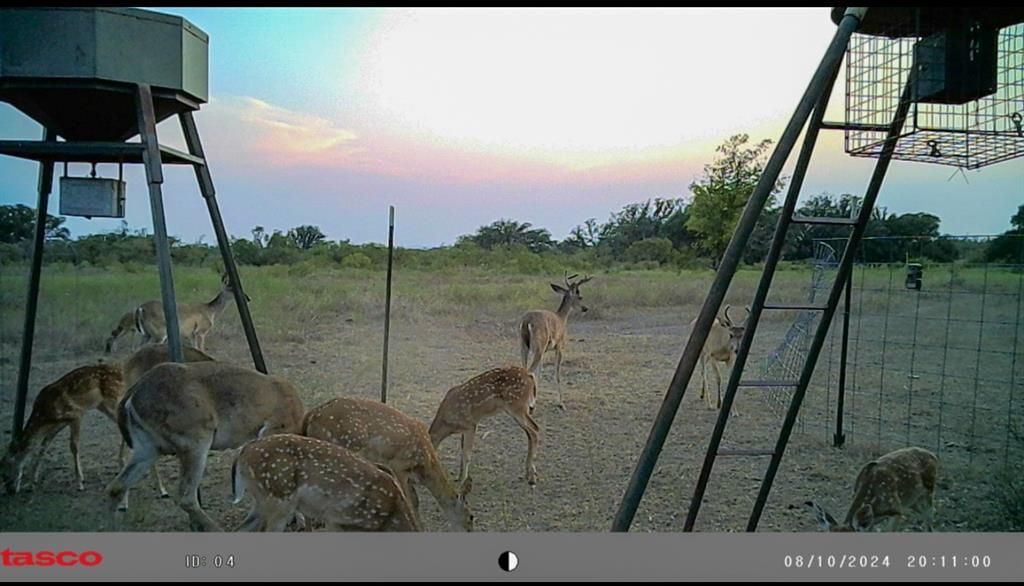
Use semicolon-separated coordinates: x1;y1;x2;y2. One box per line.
801;446;939;532
519;271;592;409
232;434;421;532
1;364;123;494
689;305;749;414
428;367;539;486
134;273;250;352
114;343;218;509
106;362;304;531
303;397;473;531
105;310;140;354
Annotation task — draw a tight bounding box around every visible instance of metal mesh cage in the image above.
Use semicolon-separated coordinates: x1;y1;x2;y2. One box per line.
844;22;1024;169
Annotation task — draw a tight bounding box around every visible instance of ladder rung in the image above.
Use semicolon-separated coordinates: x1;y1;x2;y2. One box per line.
820;121;891;132
791;215;858;226
717;448;776;457
738;380;799;388
762;303;828;311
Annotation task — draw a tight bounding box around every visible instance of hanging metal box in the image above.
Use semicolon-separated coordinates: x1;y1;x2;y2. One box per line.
59;176;126;218
913;24;999;105
905;263;923;291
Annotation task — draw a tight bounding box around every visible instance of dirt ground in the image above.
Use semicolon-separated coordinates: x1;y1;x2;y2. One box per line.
2;284;1003;533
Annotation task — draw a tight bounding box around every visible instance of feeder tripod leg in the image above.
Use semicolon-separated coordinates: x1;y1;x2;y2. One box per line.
136;83;184;363
11;128;57;443
610;7;867;533
179;111;268;374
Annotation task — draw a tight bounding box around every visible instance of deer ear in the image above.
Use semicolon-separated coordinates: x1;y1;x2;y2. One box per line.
551;283;567;294
853;504;874;532
803;501;836;530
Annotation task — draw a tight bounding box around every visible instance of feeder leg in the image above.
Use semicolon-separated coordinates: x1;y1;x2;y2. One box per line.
11;128;57;443
178;111;267;373
136;83;184;363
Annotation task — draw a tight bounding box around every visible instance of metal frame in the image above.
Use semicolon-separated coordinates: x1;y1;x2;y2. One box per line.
9;83;267;442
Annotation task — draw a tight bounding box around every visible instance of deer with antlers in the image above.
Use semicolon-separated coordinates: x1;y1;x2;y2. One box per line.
130;272;250;352
303;397;473;531
106;361;304;531
428;366;539;486
800;446;939;532
519;271;592;410
690;305;749;414
232;434;421;532
1;364;123;495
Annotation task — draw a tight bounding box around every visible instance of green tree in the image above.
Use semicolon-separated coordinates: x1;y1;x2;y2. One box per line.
597;198;688;258
286;225;327;250
459;219;554;253
685;134;785;267
0;204;70;244
986;204;1024;263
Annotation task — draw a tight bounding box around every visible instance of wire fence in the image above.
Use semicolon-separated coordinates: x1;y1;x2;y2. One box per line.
761;234;1024;473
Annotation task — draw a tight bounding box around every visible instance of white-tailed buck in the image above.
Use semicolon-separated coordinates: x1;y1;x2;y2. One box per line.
133;273;250;352
801;446;939;532
106;361;304;531
303;397;473;531
690;305;749;414
519;271;592;409
428;367;539;486
105;310;139;354
2;364;123;494
114;343;218;509
232;434;421;532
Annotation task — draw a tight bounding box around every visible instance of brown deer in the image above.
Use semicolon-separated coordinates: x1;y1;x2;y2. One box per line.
1;364;123;494
518;271;592;409
231;434;421;532
105;310;139;354
428;367;540;486
106;361;304;531
303;397;473;531
134;273;250;352
114;343;218;509
800;446;939;532
689;305;749;414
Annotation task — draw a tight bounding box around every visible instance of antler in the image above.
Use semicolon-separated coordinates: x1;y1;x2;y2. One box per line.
576;274;593;286
564;270;579;287
724;304;734;326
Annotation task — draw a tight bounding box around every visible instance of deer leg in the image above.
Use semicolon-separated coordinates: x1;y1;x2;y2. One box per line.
698;355;709;406
711;360;723;410
69;419;85;491
554;348;566;410
176;442;220;532
396;473;421;524
508;408;540;486
107;442;160;525
459;427;477;484
26;423;66;487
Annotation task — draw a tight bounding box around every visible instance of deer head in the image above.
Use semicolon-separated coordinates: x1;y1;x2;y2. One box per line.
218;271;252;303
550;271;593;313
722;305;751;352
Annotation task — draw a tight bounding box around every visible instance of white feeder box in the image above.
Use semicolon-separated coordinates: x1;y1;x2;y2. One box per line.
59;164;126;218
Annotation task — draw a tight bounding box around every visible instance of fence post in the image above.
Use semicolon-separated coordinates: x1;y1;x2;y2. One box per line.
381;206;395;404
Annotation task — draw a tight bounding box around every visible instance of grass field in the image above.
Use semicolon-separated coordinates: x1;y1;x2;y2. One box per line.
0;262;1020;532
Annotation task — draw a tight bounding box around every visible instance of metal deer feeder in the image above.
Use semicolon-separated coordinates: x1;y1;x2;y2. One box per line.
613;7;1024;533
1;8;268;442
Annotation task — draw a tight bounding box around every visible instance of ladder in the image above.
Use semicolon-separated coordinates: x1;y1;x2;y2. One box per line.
612;7;917;532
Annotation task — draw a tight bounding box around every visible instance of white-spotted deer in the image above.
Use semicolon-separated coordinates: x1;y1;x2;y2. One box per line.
801;446;939;532
428;367;540;486
689;305;749;414
134;273;250;352
1;364;123;494
519;271;592;409
231;434;421;532
106;362;304;531
303;397;473;531
113;343;218;509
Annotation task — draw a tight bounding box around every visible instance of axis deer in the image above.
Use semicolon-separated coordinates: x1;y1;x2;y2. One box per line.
232;434;421;532
519;271;592;409
114;343;218;509
134;273;250;352
690;305;749;414
105;310;139;354
800;446;939;532
2;364;123;494
106;361;304;531
428;366;540;486
303;397;474;531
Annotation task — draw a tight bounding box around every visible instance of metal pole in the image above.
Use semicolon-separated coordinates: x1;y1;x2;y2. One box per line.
178;111;267;373
611;7;868;532
746;71;917;532
136;83;184;363
381;206;395;404
683;32;844;532
834;273;851;447
11;127;56;443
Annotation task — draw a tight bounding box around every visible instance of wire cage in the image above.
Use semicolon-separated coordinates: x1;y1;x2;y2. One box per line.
844;13;1024;169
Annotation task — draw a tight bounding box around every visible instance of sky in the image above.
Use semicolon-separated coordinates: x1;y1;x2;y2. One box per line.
0;7;1021;247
